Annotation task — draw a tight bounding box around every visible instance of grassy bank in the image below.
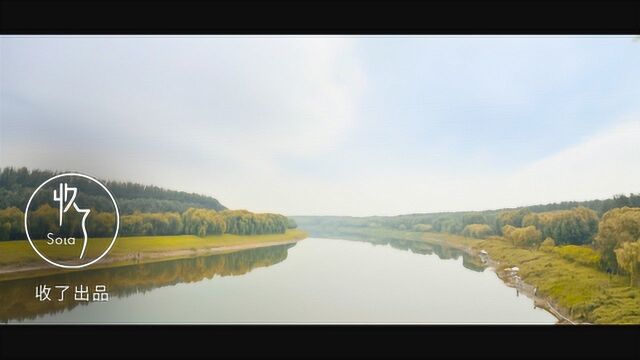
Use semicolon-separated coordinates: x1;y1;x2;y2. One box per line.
419;232;639;323
471;237;640;324
305;226;639;324
0;229;307;281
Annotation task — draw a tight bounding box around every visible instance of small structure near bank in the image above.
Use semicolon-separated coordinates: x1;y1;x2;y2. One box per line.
479;249;489;264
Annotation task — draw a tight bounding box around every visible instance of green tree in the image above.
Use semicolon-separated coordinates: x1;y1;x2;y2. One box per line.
182;208;226;237
30;204;58;237
412;224;432;232
529;207;598;245
0;166;227;214
502;225;542;248
432;217;463;234
615;241;640;286
462;224;493;239
0;207;25;240
497;208;531;231
595;207;640;271
220;210;287;235
286;218;298;229
462;213;487;226
87;211;116;237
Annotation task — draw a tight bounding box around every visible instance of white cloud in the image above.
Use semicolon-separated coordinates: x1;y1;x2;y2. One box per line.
1;37;366;206
281;118;640;216
2;37;638;217
499;118;640;207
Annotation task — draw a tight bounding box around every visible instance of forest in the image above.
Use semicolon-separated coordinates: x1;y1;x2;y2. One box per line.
0;167;296;241
0;167;227;213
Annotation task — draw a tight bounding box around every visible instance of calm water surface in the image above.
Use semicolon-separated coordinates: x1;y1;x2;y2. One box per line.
1;237;557;323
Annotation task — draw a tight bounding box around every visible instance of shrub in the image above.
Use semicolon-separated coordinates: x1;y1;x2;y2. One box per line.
552;245;601;268
540;237;556;252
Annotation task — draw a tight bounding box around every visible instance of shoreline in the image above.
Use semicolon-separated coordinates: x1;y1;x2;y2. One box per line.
483;256;575;325
0;236;306;282
416;234;576;325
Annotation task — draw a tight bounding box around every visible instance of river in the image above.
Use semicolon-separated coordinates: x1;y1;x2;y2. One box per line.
1;237;557;324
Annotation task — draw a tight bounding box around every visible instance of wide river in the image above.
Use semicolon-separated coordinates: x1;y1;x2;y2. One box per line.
1;237;557;324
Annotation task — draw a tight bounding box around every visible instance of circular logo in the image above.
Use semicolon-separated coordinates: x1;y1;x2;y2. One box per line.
24;173;120;269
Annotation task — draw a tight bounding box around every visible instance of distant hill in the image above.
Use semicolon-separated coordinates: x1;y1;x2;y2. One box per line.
0;167;227;214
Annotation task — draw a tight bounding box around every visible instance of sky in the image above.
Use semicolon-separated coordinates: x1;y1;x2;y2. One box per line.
1;36;639;216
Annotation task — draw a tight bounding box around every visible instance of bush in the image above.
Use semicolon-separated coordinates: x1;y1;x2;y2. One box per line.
540;237;556;252
552;245;601;268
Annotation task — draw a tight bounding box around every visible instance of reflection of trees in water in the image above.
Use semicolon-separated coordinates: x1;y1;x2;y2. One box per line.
348;237;486;273
0;243;295;323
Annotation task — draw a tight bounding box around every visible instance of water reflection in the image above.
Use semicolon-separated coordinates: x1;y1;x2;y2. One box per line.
343;237;486;272
0;243;295;323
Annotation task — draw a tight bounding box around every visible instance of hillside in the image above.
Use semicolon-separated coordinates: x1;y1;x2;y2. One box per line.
0;167;227;214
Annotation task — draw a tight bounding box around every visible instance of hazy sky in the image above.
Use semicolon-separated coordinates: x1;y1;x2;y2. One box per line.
1;36;639;216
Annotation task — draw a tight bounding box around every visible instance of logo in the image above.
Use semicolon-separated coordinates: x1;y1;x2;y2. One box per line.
24;173;120;269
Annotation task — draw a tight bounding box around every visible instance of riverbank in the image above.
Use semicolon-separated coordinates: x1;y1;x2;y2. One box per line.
420;233;640;324
302;226;639;324
0;229;307;281
470;235;639;324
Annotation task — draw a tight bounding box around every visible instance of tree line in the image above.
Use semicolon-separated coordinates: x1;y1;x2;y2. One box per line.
0;206;296;240
0;167;227;214
295;193;640;234
431;205;638;282
498;206;640;285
